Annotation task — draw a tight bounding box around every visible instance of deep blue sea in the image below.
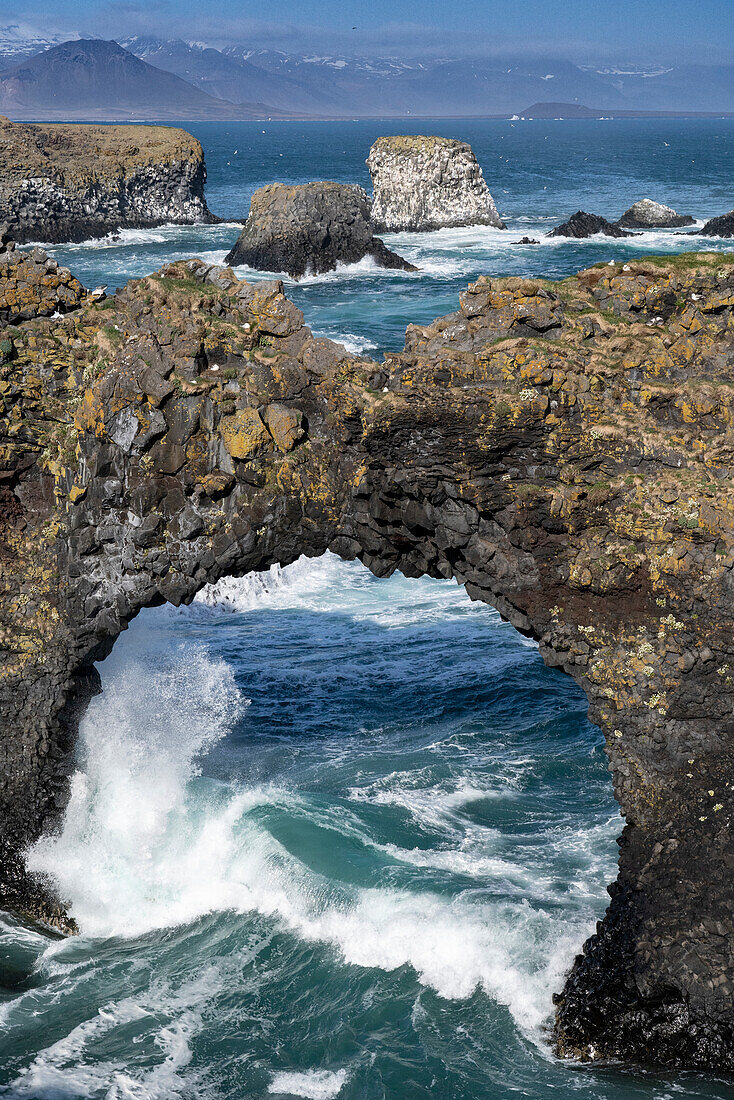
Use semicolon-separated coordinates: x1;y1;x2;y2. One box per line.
3;120;734;1100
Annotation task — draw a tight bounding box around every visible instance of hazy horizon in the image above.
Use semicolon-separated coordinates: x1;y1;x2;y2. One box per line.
1;0;733;67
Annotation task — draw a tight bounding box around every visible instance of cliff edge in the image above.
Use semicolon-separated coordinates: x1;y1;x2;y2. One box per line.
0;117;216;244
367;135;506;233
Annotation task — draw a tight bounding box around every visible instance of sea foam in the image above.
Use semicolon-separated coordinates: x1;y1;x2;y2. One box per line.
268;1068;349;1099
25;555;611;1045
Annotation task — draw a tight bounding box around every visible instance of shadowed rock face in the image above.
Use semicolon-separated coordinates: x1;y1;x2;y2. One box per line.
548;211;636;239
3;244;734;1072
0;116;216;244
225;181;415;278
700;211;734;239
618;199;695;230
367;135;506;233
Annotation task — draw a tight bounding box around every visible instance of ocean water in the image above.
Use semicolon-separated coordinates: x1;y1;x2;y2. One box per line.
3;120;734;1098
2;557;733;1099
41;118;734;357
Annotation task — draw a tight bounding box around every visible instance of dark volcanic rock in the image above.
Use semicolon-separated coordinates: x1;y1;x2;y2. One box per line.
6;249;734;1073
513;236;540;244
618;199;695;229
548;210;636;238
225;181;416;279
699;210;734;238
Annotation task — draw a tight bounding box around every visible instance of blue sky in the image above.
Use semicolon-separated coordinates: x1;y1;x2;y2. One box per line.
4;0;733;63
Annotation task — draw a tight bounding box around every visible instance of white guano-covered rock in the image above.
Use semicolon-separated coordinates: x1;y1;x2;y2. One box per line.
617;199;695;229
367;135;506;233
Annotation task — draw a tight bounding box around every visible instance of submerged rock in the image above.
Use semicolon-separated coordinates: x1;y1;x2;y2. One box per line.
225;182;415;279
0;116;216;245
548;211;636;239
617;199;695;229
367;135;505;233
699;210;734;237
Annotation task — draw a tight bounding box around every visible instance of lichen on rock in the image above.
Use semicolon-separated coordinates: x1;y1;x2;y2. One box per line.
4;241;734;1072
367;135;506;233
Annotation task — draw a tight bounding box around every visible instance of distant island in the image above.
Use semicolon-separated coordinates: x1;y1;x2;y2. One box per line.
517;100;734;119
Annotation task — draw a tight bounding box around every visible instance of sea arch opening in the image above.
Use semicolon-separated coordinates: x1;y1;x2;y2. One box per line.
26;552;619;1052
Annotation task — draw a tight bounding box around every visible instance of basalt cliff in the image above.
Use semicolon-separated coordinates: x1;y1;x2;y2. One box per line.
3;243;734;1076
367;135;506;233
0;117;216;244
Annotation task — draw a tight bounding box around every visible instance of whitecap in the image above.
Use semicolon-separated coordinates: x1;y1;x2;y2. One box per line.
193;551;493;626
312;330;378;355
3;968;218;1098
28;222;244;251
269;1068;348;1099
27;553;614;1044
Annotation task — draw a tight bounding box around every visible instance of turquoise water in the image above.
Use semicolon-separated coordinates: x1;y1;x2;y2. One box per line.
4;121;734;1098
2;558;734;1099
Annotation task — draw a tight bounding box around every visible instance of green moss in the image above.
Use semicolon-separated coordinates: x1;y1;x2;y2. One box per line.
643;252;734;270
102;324;123;345
370;134;462;153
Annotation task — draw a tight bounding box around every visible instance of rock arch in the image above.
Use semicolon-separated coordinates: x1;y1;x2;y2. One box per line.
2;245;734;1072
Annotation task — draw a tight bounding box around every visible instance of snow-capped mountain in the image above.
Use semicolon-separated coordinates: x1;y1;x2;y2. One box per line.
0;23;82;64
3;30;734;115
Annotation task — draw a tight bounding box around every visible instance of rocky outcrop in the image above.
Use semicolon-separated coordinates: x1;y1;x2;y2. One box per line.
617;199;695;229
225;181;415;278
0;233;86;323
548;211;635;238
367;135;505;233
0;116;216;244
5;244;734;1073
699;210;734;237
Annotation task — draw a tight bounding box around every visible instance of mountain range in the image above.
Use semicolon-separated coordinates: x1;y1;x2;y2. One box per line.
1;32;734;119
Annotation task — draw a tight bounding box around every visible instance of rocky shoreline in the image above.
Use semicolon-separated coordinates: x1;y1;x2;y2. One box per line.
0;117;217;244
3;239;734;1072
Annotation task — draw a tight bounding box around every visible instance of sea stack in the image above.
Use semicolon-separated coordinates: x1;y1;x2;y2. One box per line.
548;211;635;239
617;199;695;229
367;135;506;233
225;182;416;278
0;117;216;245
